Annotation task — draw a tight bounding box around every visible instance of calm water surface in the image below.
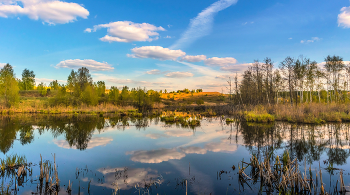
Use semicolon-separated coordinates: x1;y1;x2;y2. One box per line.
0;115;350;194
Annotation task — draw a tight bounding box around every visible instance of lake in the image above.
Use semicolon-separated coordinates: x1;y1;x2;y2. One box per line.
0;114;349;194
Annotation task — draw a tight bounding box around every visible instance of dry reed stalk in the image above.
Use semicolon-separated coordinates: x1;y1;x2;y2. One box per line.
17;165;24;177
319;162;324;195
40;154;43;180
340;170;345;193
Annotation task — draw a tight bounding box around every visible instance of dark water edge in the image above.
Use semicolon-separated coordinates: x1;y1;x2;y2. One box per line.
0;114;349;194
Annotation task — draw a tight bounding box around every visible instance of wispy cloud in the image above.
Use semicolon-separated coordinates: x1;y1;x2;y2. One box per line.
205;57;237;66
177;61;224;77
242;21;254;25
170;0;238;49
165;71;194;78
300;37;321;44
145;69;162;75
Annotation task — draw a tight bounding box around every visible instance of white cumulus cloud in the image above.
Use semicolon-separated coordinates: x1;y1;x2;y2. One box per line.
86;21;165;43
127;46;186;61
84;27;92;33
338;6;350;28
55;59;114;71
170;0;238;49
0;0;89;24
165;71;194;78
181;55;207;62
205;57;237;66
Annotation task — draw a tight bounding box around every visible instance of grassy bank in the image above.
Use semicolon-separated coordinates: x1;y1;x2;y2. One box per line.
0;90;226;114
238;103;350;124
0;98;138;114
3;91;350;125
161;92;227;106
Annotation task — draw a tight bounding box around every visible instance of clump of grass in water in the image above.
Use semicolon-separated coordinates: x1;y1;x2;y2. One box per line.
0;154;28;194
200;108;217;117
226;118;234;123
244;111;275;123
160;111;201;128
0;154;27;170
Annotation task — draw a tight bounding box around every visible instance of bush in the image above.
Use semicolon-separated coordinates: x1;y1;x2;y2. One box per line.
196;99;204;105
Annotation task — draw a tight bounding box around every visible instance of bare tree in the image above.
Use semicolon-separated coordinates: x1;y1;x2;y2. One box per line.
324;55;345;102
263;58;274;105
226;77;233;102
280;57;296;106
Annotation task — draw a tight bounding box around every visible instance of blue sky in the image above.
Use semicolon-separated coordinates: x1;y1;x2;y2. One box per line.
1;0;350;91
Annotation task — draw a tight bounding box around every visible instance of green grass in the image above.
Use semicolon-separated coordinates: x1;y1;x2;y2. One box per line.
160;115;200;128
244;111;275;123
302;114;326;124
0;154;27;170
226;118;234;123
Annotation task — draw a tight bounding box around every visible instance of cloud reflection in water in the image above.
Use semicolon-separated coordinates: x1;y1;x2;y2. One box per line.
54;137;113;150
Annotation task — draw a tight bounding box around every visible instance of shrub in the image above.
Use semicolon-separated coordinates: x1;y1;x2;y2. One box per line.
196;99;204;105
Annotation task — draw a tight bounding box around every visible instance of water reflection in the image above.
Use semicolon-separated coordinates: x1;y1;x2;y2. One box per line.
54;137;113;149
0;114;349;194
93;167;161;190
127;148;186;163
1;115;350;165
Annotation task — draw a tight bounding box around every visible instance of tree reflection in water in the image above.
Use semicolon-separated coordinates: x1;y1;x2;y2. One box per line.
237;121;350;165
0;115;350;194
0;115;349;166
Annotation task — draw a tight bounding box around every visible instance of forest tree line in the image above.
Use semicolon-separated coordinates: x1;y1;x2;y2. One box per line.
230;55;350;105
1;54;349;109
0;64;164;109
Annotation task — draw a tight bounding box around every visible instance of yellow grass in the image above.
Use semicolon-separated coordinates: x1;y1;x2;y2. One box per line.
161;92;221;100
240;103;350;124
0;98;136;114
161;92;227;106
